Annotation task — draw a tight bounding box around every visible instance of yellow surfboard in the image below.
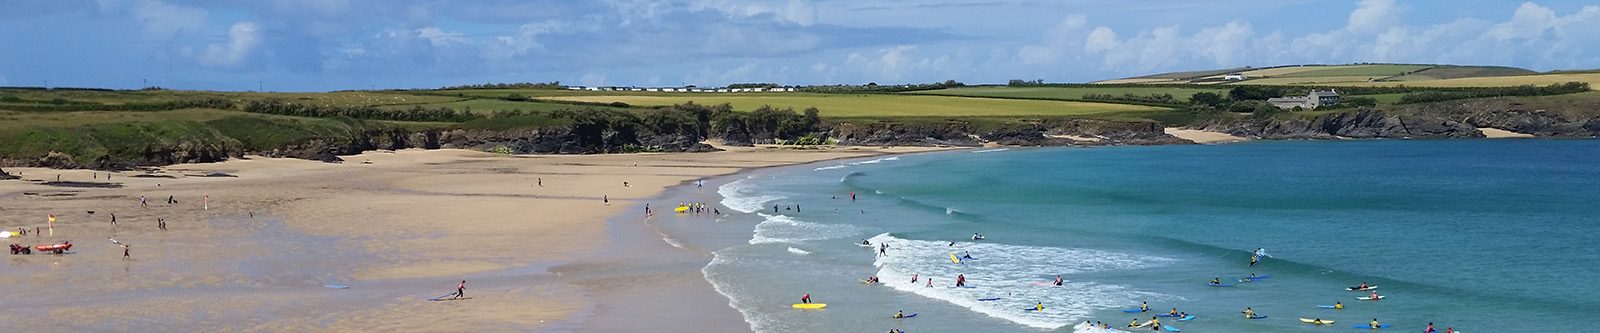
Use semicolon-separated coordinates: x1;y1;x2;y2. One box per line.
674;206;689;213
792;303;827;309
950;252;961;264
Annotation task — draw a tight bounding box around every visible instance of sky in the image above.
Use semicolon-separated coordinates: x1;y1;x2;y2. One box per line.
1;0;1597;91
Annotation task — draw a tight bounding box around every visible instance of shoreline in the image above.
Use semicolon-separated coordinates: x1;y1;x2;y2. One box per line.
0;146;948;331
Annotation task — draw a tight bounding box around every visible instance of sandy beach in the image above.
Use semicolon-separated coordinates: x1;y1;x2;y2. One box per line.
0;145;943;331
1164;128;1249;144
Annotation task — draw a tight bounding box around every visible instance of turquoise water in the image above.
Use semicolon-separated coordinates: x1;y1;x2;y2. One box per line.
681;140;1599;332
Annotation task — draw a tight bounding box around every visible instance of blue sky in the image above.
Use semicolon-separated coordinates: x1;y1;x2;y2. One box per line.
1;0;1596;91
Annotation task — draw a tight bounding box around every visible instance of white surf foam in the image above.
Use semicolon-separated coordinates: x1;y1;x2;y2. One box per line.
750;213;862;245
868;233;1178;330
973;148;1010;153
1073;321;1132;333
703;250;766;332
718;178;784;213
850;156;899;165
786;247;812;255
813;165;847;171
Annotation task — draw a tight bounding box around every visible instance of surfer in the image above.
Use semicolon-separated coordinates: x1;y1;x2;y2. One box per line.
971;233;983;240
955;274;966;287
1355;281;1371;290
1250;248;1265;267
1141;301;1149;312
1368;290;1381;301
862;239;871;246
1149;317;1161;330
910;274;918;283
1241;307;1255;319
1209;277;1222;286
1334;302;1343;309
894;310;905;319
1426;322;1436;333
1053;275;1063;286
800;293;811;304
1128;318;1141;328
865;276;880;284
1369;318;1381;329
925;278;933;287
1034;302;1043;311
1168;308;1179;317
851;192;856;201
1311;318;1326;325
961;251;974;260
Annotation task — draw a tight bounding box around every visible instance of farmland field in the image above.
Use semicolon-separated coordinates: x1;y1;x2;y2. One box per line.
911;86;1229;102
1319;73;1600;89
537;94;1166;118
376;98;624;113
1275;64;1432;78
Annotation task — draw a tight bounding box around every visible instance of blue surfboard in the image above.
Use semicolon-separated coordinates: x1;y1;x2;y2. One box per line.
1352;324;1392;329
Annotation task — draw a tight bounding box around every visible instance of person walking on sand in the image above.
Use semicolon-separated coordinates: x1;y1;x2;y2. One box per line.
604;195;609;205
537;178;542;187
121;244;130;258
111;212;117;226
140;196;147;208
456;280;466;299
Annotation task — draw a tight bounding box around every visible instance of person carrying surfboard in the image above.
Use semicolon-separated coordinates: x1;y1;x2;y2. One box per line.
456;280;466;299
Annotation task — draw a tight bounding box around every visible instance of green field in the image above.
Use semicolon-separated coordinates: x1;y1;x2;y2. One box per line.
912;86;1229;102
377;98;625;113
537;94;1166;119
1276;64;1433;78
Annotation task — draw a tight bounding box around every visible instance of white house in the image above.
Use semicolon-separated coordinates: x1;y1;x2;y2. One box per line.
1267;90;1341;110
1223;73;1247;80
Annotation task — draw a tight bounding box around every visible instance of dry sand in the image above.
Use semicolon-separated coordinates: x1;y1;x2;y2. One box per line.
1477;127;1535;138
1164;127;1250;144
0;145;944;331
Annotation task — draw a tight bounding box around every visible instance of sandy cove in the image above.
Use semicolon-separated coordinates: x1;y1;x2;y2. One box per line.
0;145;944;331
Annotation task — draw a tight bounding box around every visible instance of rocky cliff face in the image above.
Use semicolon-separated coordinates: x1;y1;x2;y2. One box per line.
1197;109;1486;139
832;118;1189;147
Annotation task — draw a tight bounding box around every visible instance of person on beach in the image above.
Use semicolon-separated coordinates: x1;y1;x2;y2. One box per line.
603;195;608;205
111;213;117;226
121;244;130;258
158;218;166;231
167;195;175;204
956;274;966;287
140;196;147;208
645;204;652;216
1054;275;1063;286
457;280;466;299
800;293;811;304
537;178;542;187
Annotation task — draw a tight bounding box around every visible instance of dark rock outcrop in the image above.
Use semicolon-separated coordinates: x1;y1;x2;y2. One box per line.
831;118;1188;147
1198;109;1481;139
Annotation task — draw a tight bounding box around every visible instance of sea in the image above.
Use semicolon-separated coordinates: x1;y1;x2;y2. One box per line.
650;139;1600;332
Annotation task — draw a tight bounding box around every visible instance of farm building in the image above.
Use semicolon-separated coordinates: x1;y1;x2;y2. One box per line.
1267;90;1340;110
1223;73;1247;80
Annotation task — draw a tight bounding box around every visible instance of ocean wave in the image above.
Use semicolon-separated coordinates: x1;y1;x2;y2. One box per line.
973;148;1010;153
786;247;812;255
750;213;863;245
813;165;848;171
867;233;1176;330
850;156;900;165
718;178;784;213
1073;321;1131;333
703;250;765;332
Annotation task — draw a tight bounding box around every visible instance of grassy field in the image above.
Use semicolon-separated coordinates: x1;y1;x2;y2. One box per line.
0;89;460;107
537;94;1166;119
911;86;1229;102
376;98;626;113
1389;66;1534;80
1234;76;1390;85
1316;73;1600;89
1276;64;1432;78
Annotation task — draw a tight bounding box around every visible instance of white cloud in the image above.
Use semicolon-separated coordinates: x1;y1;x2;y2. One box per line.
131;0;207;38
1347;0;1400;34
691;0;818;25
415;27;469;47
1018;15;1086;65
484;21;562;60
199;22;262;68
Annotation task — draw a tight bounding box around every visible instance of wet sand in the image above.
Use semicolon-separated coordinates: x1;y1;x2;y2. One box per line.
0;146;944;331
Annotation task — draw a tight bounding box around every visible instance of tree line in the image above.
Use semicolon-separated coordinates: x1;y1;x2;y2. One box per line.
243;100;484;122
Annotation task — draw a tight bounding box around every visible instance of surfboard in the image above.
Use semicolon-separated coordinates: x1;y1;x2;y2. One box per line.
893;313;917;319
1208;283;1234;287
1357;295;1386;301
793;303;827;309
977;297;1001;301
1122;309;1146;313
1317;305;1337;309
1163;325;1181;332
429;297;472;301
1300;318;1336;325
1248;315;1268;320
949;252;961;264
1178;315;1195;322
1352;324;1392;329
1346;286;1378;291
324;284;350;289
1156;313;1180;317
1023;307;1042;312
674;206;689;213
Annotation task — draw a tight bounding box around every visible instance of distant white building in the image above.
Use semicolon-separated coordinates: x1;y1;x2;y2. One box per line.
1267;90;1341;110
1223;73;1247;80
